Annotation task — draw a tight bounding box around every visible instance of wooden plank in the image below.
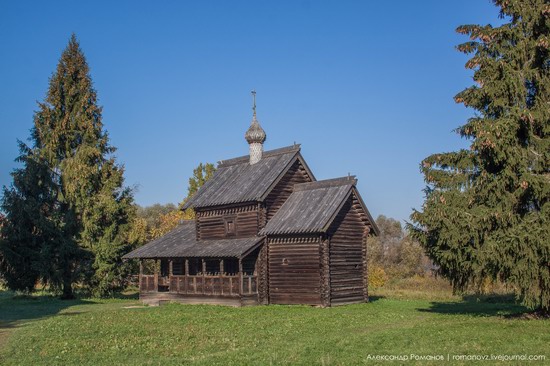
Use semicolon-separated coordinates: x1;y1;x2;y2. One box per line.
139;261;143;292
328;196;366;304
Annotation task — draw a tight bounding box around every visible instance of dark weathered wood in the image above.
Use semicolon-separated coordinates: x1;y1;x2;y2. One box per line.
268;235;322;305
257;242;269;305
327;195;366;305
362;227;369;302
139;260;143;292
320;236;330;307
264;159;312;221
126;141;378;308
154;260;159;291
196;204;259;240
182;145;303;210
239;260;243;294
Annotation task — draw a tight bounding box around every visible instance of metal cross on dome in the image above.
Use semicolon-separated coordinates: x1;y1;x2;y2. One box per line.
251;89;256;116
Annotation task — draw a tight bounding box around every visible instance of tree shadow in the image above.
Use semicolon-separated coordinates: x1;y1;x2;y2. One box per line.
0;290;97;333
417;293;528;317
367;295;385;303
109;290;139;300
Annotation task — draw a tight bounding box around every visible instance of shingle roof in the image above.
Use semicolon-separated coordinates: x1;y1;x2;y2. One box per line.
123;221;263;259
183;145;307;209
259;177;376;235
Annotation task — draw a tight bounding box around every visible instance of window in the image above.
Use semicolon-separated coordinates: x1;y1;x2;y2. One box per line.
225;218;236;236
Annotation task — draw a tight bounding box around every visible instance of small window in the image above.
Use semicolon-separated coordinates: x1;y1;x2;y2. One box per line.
225;219;236;236
282;258;289;266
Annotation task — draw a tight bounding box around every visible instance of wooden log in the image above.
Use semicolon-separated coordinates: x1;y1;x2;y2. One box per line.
239;259;243;295
139;260;143;292
220;260;224;295
202;259;206;295
184;259;189;293
154;260;159;292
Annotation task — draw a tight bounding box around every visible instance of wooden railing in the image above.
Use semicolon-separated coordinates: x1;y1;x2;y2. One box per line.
140;274;257;296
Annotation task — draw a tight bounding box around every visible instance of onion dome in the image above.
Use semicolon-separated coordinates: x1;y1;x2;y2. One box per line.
245;114;267;144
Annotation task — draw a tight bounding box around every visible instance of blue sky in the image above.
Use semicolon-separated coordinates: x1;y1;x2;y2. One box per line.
0;1;501;223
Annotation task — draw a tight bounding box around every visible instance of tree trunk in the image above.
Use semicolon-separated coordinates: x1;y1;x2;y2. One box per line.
61;275;75;300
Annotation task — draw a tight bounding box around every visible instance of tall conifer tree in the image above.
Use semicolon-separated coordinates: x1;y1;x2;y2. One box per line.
410;1;550;312
1;34;135;297
0;144;68;293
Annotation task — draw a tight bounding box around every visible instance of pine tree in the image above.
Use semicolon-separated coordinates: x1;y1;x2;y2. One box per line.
410;0;550;312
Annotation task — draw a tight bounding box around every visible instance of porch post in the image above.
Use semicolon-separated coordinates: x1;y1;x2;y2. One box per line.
219;259;224;295
139;260;143;291
154;259;159;291
168;259;173;292
202;259;206;295
184;259;189;294
239;259;243;295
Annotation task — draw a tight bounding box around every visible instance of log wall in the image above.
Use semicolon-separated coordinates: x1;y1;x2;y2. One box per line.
268;235;322;305
196;204;259;240
264;159;312;222
327;194;366;305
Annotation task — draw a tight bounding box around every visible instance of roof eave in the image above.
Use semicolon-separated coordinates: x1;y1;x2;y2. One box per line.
258;150;307;202
351;187;380;236
320;185;355;233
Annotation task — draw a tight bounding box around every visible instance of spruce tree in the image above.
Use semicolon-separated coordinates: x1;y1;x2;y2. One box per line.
410;0;550;312
1;34;135;297
0;144;65;293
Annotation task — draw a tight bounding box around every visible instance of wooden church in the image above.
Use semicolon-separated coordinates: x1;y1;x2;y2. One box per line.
124;94;379;306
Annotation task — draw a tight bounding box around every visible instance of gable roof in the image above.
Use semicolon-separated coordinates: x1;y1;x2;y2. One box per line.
183;145;314;209
123;221;263;259
259;177;378;236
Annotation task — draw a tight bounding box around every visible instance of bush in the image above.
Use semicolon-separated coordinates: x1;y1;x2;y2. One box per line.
368;265;387;289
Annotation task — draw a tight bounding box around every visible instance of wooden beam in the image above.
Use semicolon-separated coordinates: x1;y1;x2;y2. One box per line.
139;260;143;292
202;259;206;295
239;259;243;295
154;259;159;292
184;259;189;294
220;259;224;295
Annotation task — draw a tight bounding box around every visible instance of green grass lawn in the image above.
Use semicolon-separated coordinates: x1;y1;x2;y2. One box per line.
0;288;548;365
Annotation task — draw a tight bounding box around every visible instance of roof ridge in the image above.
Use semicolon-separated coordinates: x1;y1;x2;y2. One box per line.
294;176;357;191
218;144;301;167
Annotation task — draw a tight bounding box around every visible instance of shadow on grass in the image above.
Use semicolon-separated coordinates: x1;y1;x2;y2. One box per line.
367;295;385;303
109;291;139;300
417;294;528;317
0;290;96;332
